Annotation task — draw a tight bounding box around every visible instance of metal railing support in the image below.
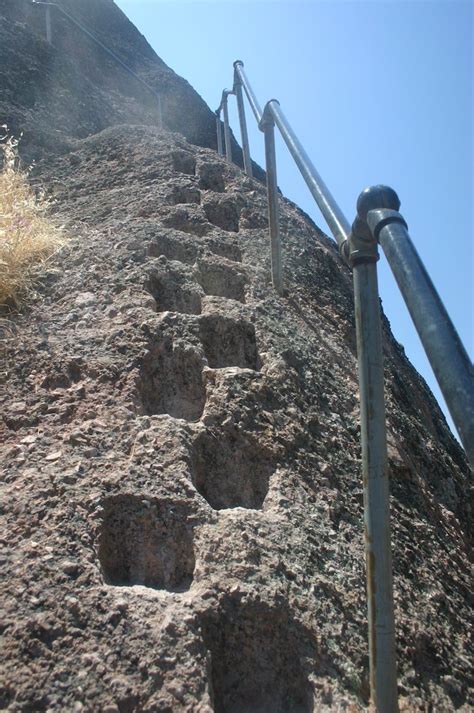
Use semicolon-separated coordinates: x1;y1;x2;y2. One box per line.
215;112;223;156
232;63;351;249
260;102;283;295
233;61;253;177
358;186;474;467
233;60;263;124
31;1;163;128
45;4;52;43
221;90;233;163
266;101;350;248
348;211;398;713
215;61;473;710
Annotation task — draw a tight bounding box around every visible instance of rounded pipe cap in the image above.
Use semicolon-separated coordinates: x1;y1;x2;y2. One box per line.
357;185;401;221
233;60;244;68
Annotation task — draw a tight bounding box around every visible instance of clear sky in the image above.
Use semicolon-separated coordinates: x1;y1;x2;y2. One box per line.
116;0;472;438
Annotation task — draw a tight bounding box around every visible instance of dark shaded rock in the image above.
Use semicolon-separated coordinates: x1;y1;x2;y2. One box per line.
0;0;265;180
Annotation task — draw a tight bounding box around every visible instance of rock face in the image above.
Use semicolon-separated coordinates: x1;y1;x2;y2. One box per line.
0;4;472;713
0;0;262;177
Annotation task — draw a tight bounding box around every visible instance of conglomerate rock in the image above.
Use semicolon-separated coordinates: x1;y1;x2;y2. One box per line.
0;0;263;178
0;2;472;712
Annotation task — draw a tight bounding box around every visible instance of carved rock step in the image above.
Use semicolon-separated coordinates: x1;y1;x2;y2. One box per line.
145;259;203;315
137;334;206;421
200;598;315;712
198;314;259;370
98;494;195;591
135;312;260;421
195;257;248;303
148;228;242;264
191;423;272;510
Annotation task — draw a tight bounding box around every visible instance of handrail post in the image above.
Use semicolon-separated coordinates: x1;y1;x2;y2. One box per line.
45;4;52;43
233;61;252;177
233;60;263;124
259;101;283;295
222;91;233;163
156;94;163;130
31;1;164;128
215;112;223;156
267;101;351;248
358;186;474;467
348;206;398;712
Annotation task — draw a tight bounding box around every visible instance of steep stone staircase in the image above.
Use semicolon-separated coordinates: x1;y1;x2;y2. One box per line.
1;122;471;711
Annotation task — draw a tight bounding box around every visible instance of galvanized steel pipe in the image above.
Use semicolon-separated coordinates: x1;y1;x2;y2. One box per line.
348;215;399;711
234;73;253;177
267;100;350;248
215;113;223;156
221;91;233;163
261;104;283;295
358;187;474;466
233;60;263;125
232;65;351;247
353;261;399;712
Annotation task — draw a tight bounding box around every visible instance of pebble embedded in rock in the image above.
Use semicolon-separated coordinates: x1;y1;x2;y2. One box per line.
74;292;97;307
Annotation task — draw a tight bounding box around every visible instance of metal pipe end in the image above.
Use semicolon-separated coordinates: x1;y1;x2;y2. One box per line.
357;185;400;221
258;99;280;131
233;60;244;68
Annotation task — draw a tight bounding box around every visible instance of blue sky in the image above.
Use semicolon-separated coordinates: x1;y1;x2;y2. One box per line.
117;0;472;438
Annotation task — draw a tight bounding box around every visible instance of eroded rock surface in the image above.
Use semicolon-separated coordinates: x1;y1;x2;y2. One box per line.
1;125;472;713
0;2;472;711
0;0;263;180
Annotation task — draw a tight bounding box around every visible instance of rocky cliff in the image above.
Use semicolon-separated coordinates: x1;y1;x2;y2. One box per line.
0;2;472;711
0;0;261;176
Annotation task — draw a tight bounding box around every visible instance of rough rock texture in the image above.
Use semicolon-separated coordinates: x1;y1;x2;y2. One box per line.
0;4;473;713
0;0;263;178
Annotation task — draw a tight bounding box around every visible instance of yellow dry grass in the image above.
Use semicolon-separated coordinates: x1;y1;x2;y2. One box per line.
0;130;65;308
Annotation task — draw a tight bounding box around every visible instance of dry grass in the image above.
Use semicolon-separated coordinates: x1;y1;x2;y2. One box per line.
0;130;65;309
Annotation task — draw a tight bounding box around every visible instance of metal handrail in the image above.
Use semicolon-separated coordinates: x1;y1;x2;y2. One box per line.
216;60;474;713
263;98;351;248
215;89;234;163
216;61;352;253
216;65;398;711
355;189;474;465
31;1;163;127
233;60;263;124
218;60;473;464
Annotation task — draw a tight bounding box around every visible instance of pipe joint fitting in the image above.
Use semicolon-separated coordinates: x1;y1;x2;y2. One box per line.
366;208;408;241
347;215;379;266
357;184;401;221
348;184;407;265
258;99;280;132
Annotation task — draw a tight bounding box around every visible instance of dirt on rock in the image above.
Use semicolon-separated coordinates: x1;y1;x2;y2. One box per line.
0;2;473;711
